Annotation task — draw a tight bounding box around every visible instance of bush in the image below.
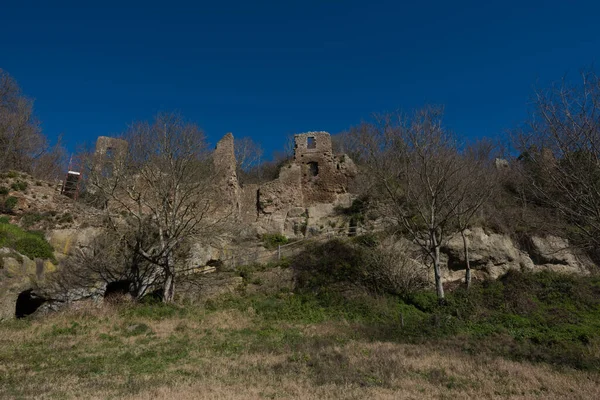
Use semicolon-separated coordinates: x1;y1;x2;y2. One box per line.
0;186;8;195
14;236;55;261
4;196;18;211
0;222;56;261
0;216;9;224
21;212;44;228
10;181;27;191
262;233;288;249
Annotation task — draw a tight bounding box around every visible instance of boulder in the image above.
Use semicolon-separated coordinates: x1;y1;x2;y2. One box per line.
440;228;592;283
527;235;592;274
442;227;533;277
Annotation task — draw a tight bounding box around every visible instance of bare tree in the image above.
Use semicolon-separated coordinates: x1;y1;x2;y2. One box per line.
52;228;159;300
234;136;263;172
453;140;497;289
514;70;600;257
362;238;429;297
0;69;62;176
351;107;464;301
86;112;233;302
234;136;263;184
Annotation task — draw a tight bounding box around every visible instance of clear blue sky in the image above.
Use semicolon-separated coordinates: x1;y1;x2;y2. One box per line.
1;0;599;157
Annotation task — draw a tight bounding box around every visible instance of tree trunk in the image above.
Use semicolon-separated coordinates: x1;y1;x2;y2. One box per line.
461;229;471;290
163;270;175;303
431;230;445;302
162;251;175;303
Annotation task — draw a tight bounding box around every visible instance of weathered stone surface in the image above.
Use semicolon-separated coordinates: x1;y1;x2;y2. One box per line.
46;227;102;256
528;235;592;274
440;228;591;282
442;227;531;272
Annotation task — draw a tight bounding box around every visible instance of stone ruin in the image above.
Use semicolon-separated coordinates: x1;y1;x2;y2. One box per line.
94;131;357;238
210;131;357;237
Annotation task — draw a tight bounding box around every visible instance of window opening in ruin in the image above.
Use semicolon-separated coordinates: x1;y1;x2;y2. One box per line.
307;136;316;149
308;161;319;177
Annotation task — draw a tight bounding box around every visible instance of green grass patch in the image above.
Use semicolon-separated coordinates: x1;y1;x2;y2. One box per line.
0;222;56;261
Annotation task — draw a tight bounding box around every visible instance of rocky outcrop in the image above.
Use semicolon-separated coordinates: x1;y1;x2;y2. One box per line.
0;249;57;320
440;227;591;282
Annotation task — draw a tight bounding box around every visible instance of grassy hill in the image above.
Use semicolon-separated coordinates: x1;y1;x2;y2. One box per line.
1;270;599;399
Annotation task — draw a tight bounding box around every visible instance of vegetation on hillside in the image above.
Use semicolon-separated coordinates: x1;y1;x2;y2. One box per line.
1;270;599;399
0;219;55;262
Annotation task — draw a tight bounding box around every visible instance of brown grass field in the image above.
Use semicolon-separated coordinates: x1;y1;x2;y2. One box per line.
1;299;599;400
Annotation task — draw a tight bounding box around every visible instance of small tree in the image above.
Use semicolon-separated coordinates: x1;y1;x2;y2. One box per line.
453;140;497;289
0;69;63;177
514;70;600;258
234;136;263;184
87;112;233;302
352;107;463;301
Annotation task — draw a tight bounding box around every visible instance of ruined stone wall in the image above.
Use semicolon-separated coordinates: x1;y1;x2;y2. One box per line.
95;136;128;157
240;184;259;224
212;133;240;217
256;164;304;233
92;131;356;237
292;132;356;205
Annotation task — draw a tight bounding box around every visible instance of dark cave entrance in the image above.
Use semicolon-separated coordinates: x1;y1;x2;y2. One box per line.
15;289;47;319
104;280;133;299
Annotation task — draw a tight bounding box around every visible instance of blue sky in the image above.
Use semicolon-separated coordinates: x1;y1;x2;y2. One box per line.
1;0;599;157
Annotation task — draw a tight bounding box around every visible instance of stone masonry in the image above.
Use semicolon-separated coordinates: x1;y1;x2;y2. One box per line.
94;131;357;238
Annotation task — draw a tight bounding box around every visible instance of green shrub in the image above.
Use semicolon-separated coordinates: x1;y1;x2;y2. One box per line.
4;196;18;211
0;222;56;261
353;233;379;248
21;212;44;228
0;186;8;195
0;216;9;224
291;239;367;292
262;233;288;249
10;181;27;191
14;236;55;261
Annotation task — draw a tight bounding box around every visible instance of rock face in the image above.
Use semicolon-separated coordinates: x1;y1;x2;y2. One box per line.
0;249;57;321
440;227;592;282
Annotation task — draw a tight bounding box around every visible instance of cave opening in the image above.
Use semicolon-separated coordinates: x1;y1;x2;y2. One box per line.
15;289;47;318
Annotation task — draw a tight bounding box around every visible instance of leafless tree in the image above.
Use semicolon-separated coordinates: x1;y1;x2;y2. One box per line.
453;140;497;289
234;136;263;172
234;136;263;184
350;107;464;301
514;70;600;257
52;229;159;300
86;112;233;302
0;69;63;177
362;238;429;297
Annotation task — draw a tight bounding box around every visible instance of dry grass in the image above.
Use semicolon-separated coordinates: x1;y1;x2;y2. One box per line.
1;302;598;400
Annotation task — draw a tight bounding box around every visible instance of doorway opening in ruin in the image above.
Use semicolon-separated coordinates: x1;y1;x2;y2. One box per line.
307;136;316;149
308;162;319;177
15;289;47;318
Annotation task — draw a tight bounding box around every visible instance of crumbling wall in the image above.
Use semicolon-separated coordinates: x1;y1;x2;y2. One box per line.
212;133;240;217
240;184;259;224
95;136;128;157
92;131;357;238
256;164;304;233
293;132;357;205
